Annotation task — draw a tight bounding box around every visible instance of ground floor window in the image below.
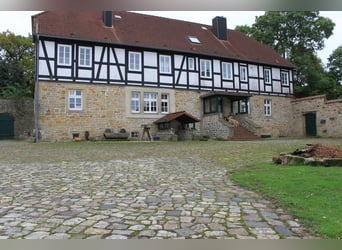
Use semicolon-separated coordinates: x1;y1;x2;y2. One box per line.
203;96;222;114
131;92;140;113
264;99;272;116
238;99;249;114
144;92;158;113
68;90;82;111
161;94;169;113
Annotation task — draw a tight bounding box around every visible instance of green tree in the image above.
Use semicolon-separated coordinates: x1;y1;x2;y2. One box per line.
235;11;338;99
0;31;34;98
327;45;342;84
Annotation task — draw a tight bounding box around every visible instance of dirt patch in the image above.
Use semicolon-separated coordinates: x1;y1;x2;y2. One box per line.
292;143;342;158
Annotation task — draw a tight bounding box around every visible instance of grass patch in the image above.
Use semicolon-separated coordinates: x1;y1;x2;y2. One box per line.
231;163;342;239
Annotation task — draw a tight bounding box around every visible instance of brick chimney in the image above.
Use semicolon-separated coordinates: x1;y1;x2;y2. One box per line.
212;16;227;40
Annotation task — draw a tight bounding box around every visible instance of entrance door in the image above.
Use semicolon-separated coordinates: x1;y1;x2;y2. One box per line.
0;113;14;139
305;112;317;136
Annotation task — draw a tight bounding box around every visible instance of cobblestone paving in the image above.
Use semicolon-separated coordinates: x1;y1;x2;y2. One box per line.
0;157;315;239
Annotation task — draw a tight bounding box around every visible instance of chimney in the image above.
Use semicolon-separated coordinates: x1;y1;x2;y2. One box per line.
102;11;113;28
212;16;227;40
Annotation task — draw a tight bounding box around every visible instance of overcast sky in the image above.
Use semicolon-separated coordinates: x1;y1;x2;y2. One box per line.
0;11;341;66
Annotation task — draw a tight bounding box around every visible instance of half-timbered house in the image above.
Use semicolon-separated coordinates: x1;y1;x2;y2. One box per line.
32;11;295;141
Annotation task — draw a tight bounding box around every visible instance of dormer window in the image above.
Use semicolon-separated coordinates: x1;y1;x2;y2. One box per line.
188;36;201;44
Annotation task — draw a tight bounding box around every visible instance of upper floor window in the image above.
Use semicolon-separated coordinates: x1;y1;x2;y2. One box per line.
200;59;212;78
79;46;92;67
131;92;140;113
281;71;289;85
161;94;169;114
240;65;248;82
264;99;272;116
144;92;158;113
129;51;141;72
222;62;233;80
69;90;82;111
159;55;171;74
58;44;72;66
188;57;195;70
264;68;271;84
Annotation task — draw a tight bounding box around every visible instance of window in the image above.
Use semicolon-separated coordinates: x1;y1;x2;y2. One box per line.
69;90;82;111
188;36;201;44
264;99;272;116
161;94;169;113
129;52;141;71
222;62;233;80
58;44;72;66
239;99;249;114
158;123;170;130
264;68;271;84
281;71;289;85
240;65;248;82
79;46;92;67
203;96;222;114
200;59;212;78
144;92;158;113
159;55;171;74
131;131;139;138
131;92;140;113
188;57;195;70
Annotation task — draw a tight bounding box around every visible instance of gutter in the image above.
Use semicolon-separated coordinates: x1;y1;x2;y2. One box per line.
34;34;39;142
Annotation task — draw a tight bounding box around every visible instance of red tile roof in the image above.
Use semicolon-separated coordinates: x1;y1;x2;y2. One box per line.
154;111;200;124
32;11;294;68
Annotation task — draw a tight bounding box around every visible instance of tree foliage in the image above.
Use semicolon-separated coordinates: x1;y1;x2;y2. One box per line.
0;31;34;98
235;11;342;99
327;45;342;84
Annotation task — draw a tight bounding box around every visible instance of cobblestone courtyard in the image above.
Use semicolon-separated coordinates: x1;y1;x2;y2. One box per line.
0;140;331;239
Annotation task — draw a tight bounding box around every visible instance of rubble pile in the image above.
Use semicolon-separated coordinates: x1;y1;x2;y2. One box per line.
273;143;342;167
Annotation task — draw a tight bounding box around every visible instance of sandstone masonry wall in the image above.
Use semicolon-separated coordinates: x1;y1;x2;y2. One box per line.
237;95;293;137
0;98;34;139
291;95;342;137
38;82;205;141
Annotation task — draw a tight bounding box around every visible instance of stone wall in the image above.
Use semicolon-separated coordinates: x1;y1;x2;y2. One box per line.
291;95;342;137
38;82;204;141
202;113;233;139
244;95;293;137
0;98;34;139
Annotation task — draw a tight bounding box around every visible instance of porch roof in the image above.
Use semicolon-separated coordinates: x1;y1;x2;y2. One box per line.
154;111;200;124
200;91;252;101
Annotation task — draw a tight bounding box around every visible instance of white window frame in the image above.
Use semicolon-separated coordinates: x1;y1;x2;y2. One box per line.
129;51;141;72
264;68;271;84
79;46;92;67
69;90;83;111
159;55;172;74
58;44;72;66
281;71;289;86
188;57;195;70
161;93;169;114
222;62;233;80
200;59;212;78
144;92;158;113
131;91;140;113
264;99;272;116
240;65;248;82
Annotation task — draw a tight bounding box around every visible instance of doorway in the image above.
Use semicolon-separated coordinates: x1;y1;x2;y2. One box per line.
0;113;14;139
304;112;317;136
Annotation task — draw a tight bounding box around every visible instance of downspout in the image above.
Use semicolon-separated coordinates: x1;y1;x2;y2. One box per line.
34;34;39;142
